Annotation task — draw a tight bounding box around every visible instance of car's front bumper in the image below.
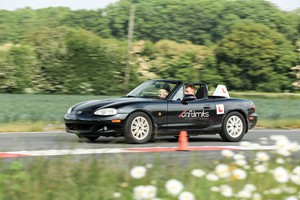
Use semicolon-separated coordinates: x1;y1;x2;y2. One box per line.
64;113;128;137
248;113;258;129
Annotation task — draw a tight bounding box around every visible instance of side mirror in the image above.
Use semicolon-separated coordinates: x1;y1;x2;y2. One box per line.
181;94;196;104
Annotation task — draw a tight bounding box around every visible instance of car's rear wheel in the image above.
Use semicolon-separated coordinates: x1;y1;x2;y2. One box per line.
124;112;153;144
220;111;246;142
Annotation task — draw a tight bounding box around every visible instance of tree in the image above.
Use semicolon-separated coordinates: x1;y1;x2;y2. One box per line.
132;40;213;83
0;44;37;93
216;23;297;92
27;26;127;94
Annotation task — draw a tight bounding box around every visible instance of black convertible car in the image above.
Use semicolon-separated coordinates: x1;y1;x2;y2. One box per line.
64;80;257;144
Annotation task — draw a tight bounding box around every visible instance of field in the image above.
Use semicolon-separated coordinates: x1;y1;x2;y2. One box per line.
0;93;299;132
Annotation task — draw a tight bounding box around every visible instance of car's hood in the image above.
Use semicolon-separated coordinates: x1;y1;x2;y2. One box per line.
72;97;159;111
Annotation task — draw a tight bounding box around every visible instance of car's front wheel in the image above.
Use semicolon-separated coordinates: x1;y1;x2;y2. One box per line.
124;112;153;144
220;111;246;142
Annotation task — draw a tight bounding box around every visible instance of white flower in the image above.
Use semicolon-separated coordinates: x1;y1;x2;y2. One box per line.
146;163;153;168
233;154;246;160
276;140;290;151
273;167;289;183
276;149;291;157
269;188;282;195
211;186;220;192
244;184;257;193
252;193;262;200
134;186;147;200
254;165;268;173
236;190;251;198
240;141;252;147
221;150;234;158
256;152;270;162
120;182;128;188
133;185;157;200
165;179;184;196
232;168;247;180
249;143;261;148
270;135;288;142
290;174;300;185
130;166;147;179
285;196;298;200
144;185;157;199
288;142;300;152
276;158;285;164
220;185;233;197
191;169;206;178
113;192;121;198
259;137;269;145
293;166;300;175
281;186;297;194
206;173;219;181
235;159;247;167
215;164;231;178
178;191;195;200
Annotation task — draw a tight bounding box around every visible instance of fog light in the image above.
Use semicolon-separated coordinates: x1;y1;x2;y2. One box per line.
103;126;108;131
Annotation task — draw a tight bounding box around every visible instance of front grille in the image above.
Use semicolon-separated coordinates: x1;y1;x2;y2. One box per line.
70;110;94;117
66;123;94;131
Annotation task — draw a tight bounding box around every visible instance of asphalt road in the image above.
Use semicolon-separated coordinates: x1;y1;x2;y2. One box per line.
0;129;299;161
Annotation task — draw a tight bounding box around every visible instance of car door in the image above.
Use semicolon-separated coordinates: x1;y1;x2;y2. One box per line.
167;98;216;132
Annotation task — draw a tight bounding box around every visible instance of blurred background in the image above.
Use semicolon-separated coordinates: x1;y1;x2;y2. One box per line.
0;0;300;94
0;0;299;130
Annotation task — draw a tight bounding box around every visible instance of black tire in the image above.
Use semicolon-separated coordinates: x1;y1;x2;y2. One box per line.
124;112;153;144
220;111;246;142
78;135;99;142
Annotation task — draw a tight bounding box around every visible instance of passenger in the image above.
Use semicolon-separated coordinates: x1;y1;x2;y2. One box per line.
157;89;169;99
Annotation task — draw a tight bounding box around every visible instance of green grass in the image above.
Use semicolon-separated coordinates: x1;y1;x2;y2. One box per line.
0;93;299;131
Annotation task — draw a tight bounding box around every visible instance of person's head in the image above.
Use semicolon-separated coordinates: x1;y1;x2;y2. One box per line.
185;83;195;95
157;89;169;99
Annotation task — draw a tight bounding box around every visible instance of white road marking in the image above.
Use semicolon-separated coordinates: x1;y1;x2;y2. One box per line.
0;145;278;158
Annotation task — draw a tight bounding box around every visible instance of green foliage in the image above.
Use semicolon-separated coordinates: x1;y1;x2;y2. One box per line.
133;40;213;82
216;23;297;92
0;0;300;93
25;27;127;94
0;44;37;93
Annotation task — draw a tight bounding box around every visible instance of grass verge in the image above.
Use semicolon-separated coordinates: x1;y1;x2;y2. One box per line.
0;122;65;132
256;119;300;129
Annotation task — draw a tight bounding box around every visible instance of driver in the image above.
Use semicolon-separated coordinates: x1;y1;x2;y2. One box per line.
184;83;196;96
157;89;169;99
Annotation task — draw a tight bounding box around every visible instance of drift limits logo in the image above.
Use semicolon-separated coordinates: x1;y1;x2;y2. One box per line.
178;110;209;118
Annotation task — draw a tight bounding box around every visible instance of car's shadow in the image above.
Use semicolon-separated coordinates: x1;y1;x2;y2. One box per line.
84;135;224;144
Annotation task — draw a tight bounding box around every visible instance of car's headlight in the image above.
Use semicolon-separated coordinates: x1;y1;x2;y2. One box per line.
67;106;74;114
94;108;117;116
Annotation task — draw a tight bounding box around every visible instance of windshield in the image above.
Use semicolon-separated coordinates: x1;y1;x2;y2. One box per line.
125;80;178;99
